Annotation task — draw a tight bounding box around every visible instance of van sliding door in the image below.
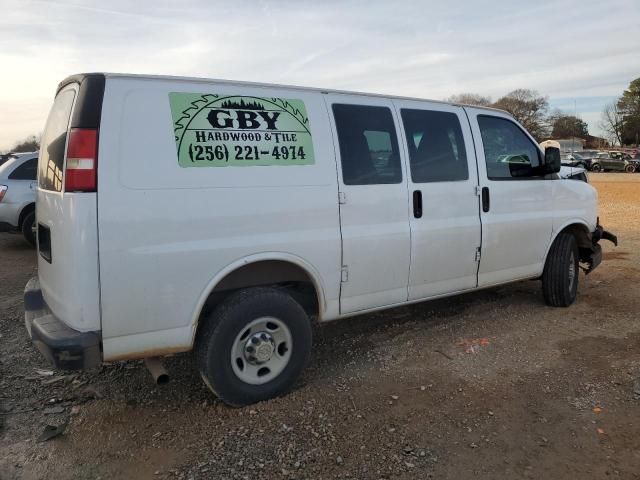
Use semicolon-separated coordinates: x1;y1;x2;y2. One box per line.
393;100;482;299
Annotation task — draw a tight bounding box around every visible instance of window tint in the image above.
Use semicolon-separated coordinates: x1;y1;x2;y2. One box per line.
332;104;402;185
9;158;38;180
478;116;541;180
39;89;75;191
401;109;468;183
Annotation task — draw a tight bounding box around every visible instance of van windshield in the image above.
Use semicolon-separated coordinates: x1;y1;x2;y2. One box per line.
38;89;75;191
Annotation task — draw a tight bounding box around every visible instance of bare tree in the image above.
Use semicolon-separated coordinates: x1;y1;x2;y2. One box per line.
447;93;492;107
492;89;549;141
599;101;624;147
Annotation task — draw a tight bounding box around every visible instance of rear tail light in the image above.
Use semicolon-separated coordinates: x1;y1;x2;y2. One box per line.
65;128;98;192
0;185;7;202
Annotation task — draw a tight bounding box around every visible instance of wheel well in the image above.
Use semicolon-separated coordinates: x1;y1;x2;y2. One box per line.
561;224;591;249
18;203;35;229
197;260;321;332
558;223;593;263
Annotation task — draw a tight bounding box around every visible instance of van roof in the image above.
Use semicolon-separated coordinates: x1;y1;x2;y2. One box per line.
57;72;510;116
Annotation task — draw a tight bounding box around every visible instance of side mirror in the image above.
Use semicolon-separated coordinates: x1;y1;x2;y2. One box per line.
543;146;561;174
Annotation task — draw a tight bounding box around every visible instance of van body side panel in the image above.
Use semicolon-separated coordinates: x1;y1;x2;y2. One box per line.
98;78;341;359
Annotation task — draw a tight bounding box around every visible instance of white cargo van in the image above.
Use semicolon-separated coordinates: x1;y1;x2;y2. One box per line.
25;73;616;406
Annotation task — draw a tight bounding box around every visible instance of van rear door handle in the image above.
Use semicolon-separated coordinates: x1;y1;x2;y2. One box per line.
413;190;423;218
481;187;490;212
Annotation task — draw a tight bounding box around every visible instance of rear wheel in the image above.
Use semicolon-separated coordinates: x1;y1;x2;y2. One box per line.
542;232;579;307
21;211;36;247
590;163;602;172
196;287;312;406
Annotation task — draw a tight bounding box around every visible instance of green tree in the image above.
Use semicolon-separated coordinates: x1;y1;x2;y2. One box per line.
492;89;549;140
617;77;640;146
549;112;589;139
11;135;40;153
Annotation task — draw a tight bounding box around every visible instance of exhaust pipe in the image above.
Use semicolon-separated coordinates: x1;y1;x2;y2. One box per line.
144;357;169;385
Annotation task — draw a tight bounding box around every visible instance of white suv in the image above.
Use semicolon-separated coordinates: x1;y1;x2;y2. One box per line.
24;73;617;406
0;152;38;245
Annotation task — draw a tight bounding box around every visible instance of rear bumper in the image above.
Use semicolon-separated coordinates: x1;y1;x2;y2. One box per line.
24;276;101;370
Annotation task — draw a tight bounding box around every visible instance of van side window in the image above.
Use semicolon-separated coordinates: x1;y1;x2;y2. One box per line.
401;109;468;183
332;104;402;185
477;115;542;180
9;158;38;180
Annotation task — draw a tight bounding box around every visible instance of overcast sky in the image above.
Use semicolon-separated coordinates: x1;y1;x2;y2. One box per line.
1;0;639;151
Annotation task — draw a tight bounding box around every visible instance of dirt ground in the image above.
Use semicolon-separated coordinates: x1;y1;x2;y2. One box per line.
1;172;639;480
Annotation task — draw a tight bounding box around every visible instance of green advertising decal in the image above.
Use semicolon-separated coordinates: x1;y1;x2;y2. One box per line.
169;93;315;167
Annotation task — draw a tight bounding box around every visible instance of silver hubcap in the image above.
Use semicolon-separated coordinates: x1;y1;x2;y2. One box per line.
231;317;292;385
568;251;576;291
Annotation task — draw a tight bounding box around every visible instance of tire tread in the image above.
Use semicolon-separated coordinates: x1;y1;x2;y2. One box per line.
195;287;311;406
542;232;578;307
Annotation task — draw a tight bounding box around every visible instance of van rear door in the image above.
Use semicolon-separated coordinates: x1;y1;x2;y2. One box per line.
36;75;104;333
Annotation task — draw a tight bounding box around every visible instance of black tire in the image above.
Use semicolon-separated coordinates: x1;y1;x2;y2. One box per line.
21;211;36;247
542;232;579;307
624;164;635;173
195;287;312;406
590;163;602;172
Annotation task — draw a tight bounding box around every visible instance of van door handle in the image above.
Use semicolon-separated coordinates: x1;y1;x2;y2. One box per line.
481;187;490;212
413;190;423;218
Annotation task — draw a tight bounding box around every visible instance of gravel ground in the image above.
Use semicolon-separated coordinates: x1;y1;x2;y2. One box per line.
1;172;639;480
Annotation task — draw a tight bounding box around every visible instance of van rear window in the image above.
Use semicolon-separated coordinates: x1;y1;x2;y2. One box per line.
38;89;75;191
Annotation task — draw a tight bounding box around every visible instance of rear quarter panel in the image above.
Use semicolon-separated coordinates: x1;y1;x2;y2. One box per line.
98;77;341;360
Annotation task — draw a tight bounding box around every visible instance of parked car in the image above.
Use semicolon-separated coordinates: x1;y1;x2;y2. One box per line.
559;165;589;183
561;152;592;169
581;150;601;157
0;152;38;245
0;152;19;167
24;73;616;406
0;151;38;167
590;151;638;172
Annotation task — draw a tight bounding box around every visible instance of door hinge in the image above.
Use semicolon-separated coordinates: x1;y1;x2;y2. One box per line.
338;191;346;204
341;266;349;283
475;185;482;196
475;247;482;262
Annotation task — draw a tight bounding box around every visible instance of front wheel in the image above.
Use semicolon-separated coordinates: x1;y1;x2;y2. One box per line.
624;164;635;173
590;163;602;172
196;287;312;406
21;211;36;247
542;233;579;307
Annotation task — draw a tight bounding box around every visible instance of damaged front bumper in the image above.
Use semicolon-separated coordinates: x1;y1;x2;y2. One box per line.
582;223;618;274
